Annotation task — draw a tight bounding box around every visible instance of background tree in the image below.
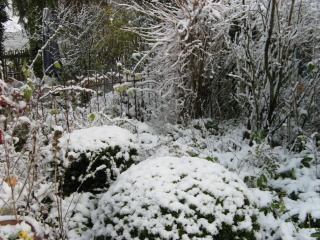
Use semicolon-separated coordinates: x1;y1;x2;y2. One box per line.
122;0;319;139
11;0;55;77
123;0;236;123
230;0;320;144
41;1;143;80
11;0;142;80
0;0;8;58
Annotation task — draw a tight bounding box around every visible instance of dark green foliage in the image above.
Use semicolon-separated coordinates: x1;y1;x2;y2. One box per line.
256;175;266;190
290;214;320;229
97;173;261;239
193;120;219;135
311;229;320;239
62;146;138;195
13;123;30;152
299;217;320;229
0;0;8;57
11;0;55;29
276;168;296;180
252;130;268;144
300;157;313;168
11;0;56;77
214;219;259;240
100;201;260;240
244;175;257;188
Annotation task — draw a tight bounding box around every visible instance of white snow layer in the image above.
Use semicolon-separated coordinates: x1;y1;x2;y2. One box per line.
58;125;139;153
92;156;260;239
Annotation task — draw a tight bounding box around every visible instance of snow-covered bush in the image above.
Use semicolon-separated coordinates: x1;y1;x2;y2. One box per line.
123;0;235;122
57;126;139;195
92;156;261;239
230;0;320;142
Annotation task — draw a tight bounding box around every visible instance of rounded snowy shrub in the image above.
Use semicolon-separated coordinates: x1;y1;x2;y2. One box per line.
92;156;261;239
57;126;139;195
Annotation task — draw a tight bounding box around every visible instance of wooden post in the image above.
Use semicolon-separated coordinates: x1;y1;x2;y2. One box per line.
133;74;137;120
64;91;70;132
103;72;107;106
96;71;99;112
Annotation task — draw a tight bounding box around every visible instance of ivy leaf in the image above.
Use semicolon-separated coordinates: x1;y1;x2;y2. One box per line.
301;157;313;168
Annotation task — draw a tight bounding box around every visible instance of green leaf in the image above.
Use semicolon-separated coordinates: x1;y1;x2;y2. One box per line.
89;113;95;122
23;89;33;100
301;157;313;168
27;81;35;91
23;70;31;78
257;174;268;188
89;113;95;120
280;205;286;212
50;109;58;115
8;61;14;68
261;174;267;182
311;231;320;237
54;61;62;69
271;203;280;209
308;63;315;72
23;82;35;100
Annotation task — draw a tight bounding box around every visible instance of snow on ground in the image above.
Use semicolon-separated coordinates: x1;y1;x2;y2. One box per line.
53;118;318;240
1;117;319;239
121;120;320;240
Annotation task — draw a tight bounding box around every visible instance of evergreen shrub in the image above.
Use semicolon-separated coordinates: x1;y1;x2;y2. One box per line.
92;156;261;239
57;126;139;195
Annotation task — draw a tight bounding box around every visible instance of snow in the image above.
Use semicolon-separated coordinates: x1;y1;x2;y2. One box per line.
92;156;260;239
250;188;274;208
3;3;29;51
0;0;319;238
132;52;143;61
0;220;33;240
1;118;319;239
58;125;139;153
0;216;45;238
47;192;97;240
3;15;22;33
